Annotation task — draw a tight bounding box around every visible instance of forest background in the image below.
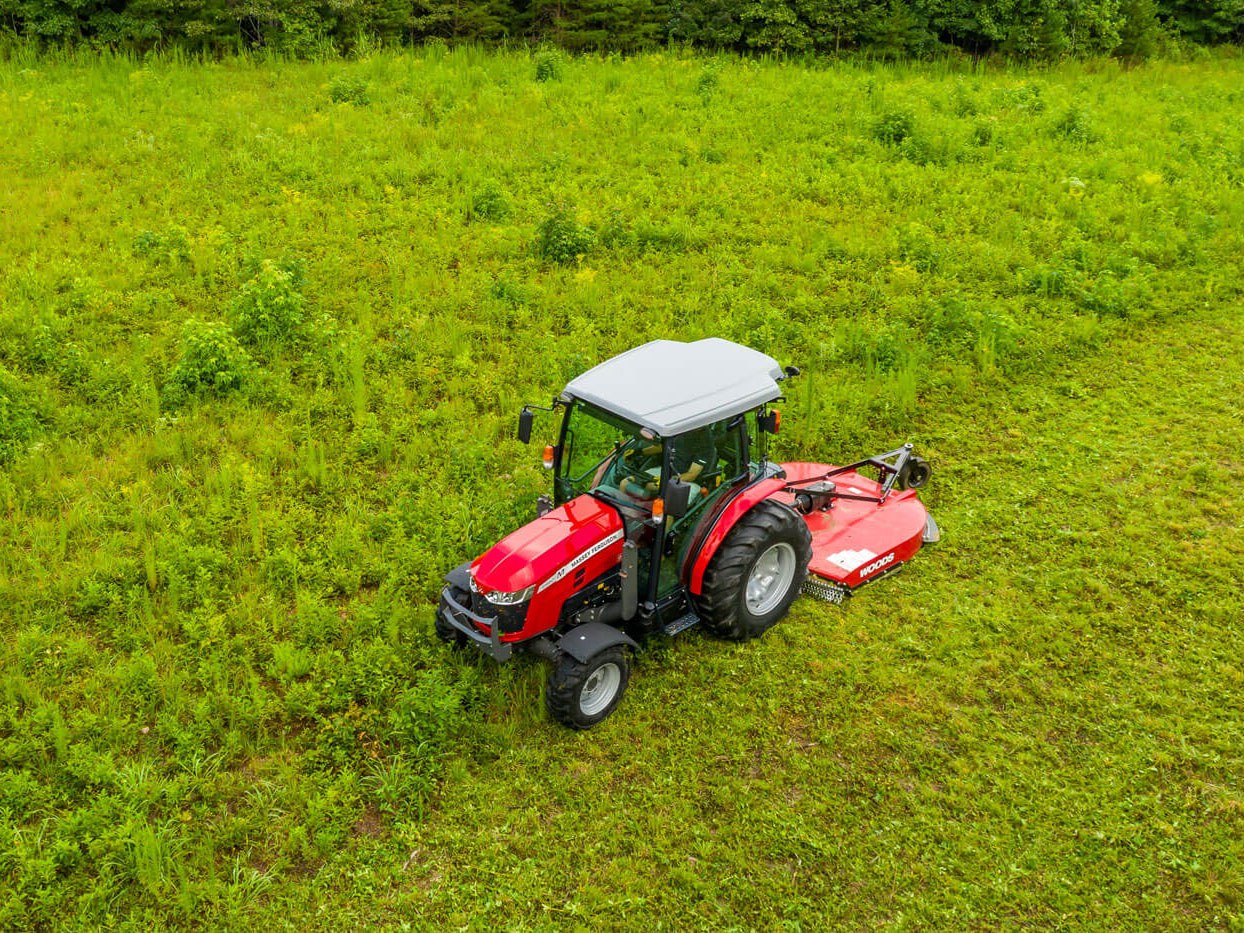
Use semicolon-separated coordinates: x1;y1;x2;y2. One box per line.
5;0;1244;61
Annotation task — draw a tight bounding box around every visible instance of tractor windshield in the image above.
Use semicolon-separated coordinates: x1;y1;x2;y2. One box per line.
556;401;659;511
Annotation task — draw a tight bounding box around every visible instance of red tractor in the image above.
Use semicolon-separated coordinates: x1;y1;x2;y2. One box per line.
436;339;938;728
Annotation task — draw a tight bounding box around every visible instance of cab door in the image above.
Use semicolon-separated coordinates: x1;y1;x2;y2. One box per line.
654;417;750;600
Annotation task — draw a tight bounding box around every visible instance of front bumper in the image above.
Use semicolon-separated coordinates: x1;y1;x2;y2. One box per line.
438;586;514;662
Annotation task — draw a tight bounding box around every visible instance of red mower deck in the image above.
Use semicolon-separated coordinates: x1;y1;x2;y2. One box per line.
776;462;933;601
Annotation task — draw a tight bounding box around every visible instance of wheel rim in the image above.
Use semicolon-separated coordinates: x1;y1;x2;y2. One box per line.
746;542;797;615
579;662;621;716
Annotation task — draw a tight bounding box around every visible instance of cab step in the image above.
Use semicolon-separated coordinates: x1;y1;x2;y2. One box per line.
662;612;700;637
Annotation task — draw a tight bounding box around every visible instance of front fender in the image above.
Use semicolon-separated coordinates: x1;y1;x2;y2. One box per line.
685;477;787;596
558;623;639;663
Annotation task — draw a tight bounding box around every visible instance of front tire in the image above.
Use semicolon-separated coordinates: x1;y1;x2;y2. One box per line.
697;500;812;640
546;646;630;729
434;586;469;648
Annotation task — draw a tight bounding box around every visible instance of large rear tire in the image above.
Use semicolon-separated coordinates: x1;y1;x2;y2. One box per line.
546;646;630;730
696;500;812;641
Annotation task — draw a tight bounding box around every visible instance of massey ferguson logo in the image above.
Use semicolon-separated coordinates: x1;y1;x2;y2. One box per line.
858;552;895;578
537;529;625;593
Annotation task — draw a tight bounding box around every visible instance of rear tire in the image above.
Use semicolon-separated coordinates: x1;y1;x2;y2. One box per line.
696;500;812;640
546;646;630;729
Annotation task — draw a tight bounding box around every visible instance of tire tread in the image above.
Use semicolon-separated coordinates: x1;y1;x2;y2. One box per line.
545;646;630;729
696;499;812;640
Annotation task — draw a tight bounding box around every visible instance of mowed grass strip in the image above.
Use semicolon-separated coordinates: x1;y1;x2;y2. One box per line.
0;49;1241;925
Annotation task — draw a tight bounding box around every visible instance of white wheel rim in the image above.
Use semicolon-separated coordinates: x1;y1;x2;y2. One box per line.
746;542;797;615
579;662;621;716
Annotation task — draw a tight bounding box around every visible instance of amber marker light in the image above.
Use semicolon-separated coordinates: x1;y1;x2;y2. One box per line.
542;445;554;469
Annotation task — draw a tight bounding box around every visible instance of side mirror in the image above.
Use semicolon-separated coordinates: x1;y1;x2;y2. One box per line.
664;477;692;520
517;407;533;444
758;409;781;434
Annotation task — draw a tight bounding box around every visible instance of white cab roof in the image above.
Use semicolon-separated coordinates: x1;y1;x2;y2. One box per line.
563;338;785;436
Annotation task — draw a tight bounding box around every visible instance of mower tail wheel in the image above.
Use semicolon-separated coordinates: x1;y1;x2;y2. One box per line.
546;646;631;729
899;455;931;490
696;500;812;641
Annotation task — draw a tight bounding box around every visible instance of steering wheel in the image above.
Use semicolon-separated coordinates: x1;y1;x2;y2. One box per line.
571;440;638;488
607;441;645;477
607;445;657;497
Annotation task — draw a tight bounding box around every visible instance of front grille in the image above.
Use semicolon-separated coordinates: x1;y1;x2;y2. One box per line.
469;592;498;620
468;594;526;634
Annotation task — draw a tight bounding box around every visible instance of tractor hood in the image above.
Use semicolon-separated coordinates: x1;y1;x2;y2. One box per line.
471;495;625;595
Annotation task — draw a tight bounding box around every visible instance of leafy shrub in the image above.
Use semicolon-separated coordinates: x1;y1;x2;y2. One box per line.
899;134;940;165
470;181;512;222
262;547;300;598
165;319;254;401
1003;82;1046;113
131;227;190;264
13;322;89;384
0;366;39;463
897;222;940;272
489;277;529;307
596;207;632;250
696;65;720;101
386;668;478;763
534;50;563;83
269;642;315;681
537;205;595;264
228;260;306;348
1023;263;1079;298
920;297;1019;364
951;83;979;117
873;109;915;146
1079;273;1130;318
921;296;976;349
1052;105;1095;143
328;75;369;105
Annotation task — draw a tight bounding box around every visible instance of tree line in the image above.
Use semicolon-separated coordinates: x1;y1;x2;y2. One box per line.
3;0;1242;59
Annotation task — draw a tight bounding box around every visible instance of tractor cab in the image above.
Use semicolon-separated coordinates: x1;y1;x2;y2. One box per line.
550;397;759;614
548;339;790;618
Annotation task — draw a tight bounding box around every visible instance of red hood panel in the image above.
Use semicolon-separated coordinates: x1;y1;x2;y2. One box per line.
473;495;624;593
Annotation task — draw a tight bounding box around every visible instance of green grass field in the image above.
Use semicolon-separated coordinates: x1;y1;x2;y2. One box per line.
2;47;1242;926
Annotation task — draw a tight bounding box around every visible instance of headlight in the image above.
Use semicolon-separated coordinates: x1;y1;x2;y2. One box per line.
468;573;480;594
484;585;535;606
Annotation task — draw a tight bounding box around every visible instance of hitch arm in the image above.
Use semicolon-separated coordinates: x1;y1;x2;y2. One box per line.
784;444;916;504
